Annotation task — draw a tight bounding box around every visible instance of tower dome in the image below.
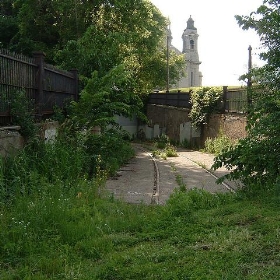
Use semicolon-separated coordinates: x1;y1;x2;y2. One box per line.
186;16;197;30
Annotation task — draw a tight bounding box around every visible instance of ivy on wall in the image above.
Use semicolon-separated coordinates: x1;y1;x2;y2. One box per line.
189;87;223;127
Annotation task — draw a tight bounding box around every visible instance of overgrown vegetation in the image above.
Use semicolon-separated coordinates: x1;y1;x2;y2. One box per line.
1;0;185;93
203;131;236;155
1;171;280;279
189;87;223;127
152;135;178;159
9;89;37;139
213;0;280;190
0;125;134;203
1;0;280;278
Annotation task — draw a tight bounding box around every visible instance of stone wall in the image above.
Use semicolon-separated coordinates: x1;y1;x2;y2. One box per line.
203;113;247;142
0;126;24;157
147;104;191;142
0;121;59;157
146;104;247;145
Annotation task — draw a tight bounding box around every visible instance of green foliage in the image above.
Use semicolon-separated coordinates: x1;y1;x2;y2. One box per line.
152;135;178;159
1;153;280;279
213;91;280;189
0;124;134;203
164;145;178;157
70;65;146;130
10;89;37;139
51;105;66;124
213;1;280;190
235;0;280;87
155;134;170;149
175;174;187;192
204;132;235;156
166;188;231;217
189;87;223;127
54;0;183;91
3;0;184;92
82;129;135;176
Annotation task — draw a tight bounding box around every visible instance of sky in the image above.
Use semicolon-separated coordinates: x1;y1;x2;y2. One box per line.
150;0;265;86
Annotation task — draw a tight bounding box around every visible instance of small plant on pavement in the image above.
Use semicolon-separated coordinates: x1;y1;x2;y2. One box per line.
153;135;178;159
203;131;235;155
155;134;170;149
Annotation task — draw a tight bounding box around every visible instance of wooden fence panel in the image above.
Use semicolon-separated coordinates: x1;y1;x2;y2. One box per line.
0;49;78;125
149;92;191;108
0;49;37;124
224;89;247;113
42;64;77;113
149;88;248;114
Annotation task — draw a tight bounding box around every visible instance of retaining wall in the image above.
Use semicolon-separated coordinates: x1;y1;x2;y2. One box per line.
146;104;247;145
203;113;247;142
0;121;59;157
146;104;191;142
0;126;24;157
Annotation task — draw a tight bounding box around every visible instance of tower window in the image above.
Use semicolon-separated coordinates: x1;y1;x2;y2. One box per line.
190;39;194;49
191;72;194;86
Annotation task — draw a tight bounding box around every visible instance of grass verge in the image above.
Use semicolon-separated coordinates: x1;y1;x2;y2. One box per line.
0;130;279;279
1;186;279;279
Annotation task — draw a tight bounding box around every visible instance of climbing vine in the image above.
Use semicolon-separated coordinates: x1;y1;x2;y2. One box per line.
189;87;223;127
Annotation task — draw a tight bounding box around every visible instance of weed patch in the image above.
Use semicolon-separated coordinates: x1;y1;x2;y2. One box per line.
0;127;279;279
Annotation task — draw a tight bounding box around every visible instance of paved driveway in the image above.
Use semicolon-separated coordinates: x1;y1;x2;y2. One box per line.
105;144;239;205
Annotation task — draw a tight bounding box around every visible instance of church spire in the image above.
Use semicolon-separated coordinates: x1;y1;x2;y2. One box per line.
187;15;197;30
180;16;202;87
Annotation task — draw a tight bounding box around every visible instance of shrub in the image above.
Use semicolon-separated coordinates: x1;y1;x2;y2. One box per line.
10;89;37;139
164;144;178;157
204;133;235;155
155;134;170;149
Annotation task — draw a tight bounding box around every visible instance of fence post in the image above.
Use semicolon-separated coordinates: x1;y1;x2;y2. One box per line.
70;69;79;101
33;52;45;120
222;86;228;113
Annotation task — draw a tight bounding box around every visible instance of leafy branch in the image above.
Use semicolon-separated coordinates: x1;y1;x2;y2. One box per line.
189;87;223;127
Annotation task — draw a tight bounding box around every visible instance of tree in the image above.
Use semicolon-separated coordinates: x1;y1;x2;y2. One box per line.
54;0;185;130
213;0;280;190
0;0;18;48
70;64;146;130
55;0;185;92
3;0;185;130
5;0;184;91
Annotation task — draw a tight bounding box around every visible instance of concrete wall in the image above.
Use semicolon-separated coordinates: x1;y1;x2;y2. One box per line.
114;115;138;138
0;126;24;157
0;110;247;157
146;104;191;142
0;121;59;157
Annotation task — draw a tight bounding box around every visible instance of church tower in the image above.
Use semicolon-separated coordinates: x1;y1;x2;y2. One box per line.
179;16;202;87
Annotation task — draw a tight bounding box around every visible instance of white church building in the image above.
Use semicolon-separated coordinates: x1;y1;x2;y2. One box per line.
170;16;203;88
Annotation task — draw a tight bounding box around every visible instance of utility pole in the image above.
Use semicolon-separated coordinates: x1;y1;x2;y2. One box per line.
248;45;252;88
247;45;252;108
166;20;171;92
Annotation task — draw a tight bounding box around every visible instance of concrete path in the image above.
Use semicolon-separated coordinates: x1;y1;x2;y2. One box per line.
105;144;239;205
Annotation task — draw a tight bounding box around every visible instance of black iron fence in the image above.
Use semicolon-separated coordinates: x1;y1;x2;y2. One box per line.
149;87;248;113
0;49;78;125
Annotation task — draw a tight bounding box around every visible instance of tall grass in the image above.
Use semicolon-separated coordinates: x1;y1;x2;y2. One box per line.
1;125;279;279
0;124;137;278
